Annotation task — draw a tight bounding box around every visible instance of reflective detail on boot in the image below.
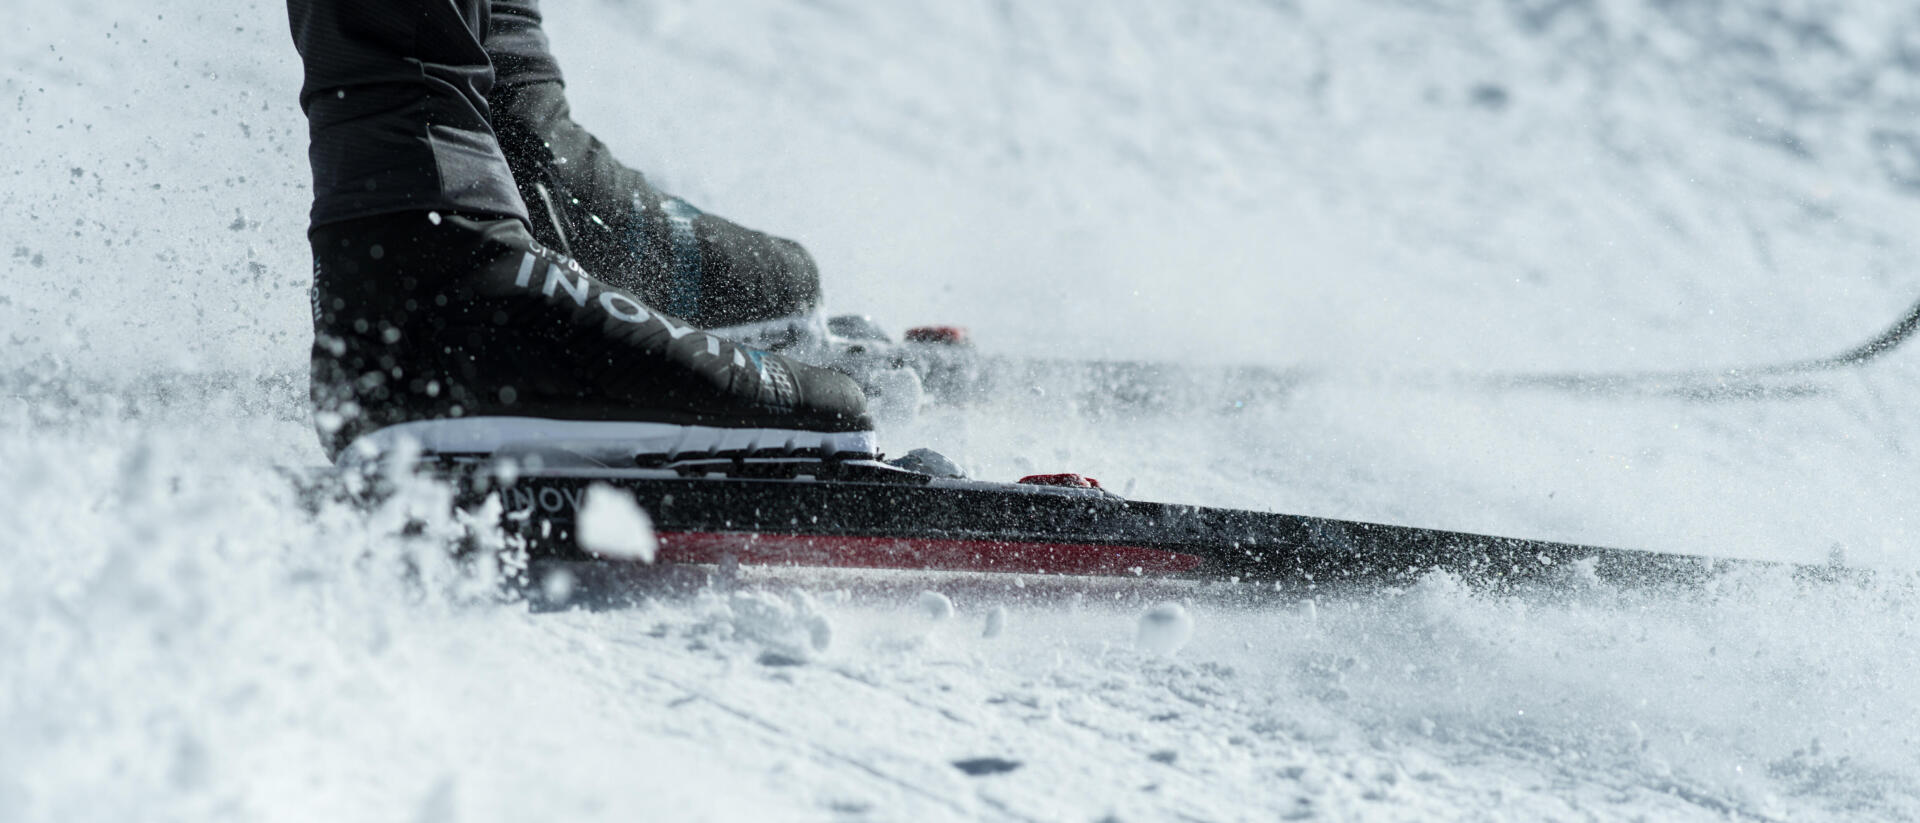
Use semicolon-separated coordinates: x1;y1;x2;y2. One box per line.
599;291;650;323
542;262;592;306
661;196;704;320
530;181;573;256
514;252;538;287
755;354;797;411
508;248;701;340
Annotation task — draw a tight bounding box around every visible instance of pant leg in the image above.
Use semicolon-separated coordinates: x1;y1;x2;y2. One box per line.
481;0;821;329
288;0;529;229
483;0;565;90
483;0;650;262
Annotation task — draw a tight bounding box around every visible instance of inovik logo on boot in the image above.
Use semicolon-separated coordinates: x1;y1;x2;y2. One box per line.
510;251;794;410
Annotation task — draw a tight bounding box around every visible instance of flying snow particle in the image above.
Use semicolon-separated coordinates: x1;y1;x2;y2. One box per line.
918;590;954;622
983;606;1008;639
1136;601;1193;656
539;565;576;606
866;367;925;426
576;483;657;562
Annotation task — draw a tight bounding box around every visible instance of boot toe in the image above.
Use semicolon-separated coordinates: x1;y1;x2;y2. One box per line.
789;359;874;432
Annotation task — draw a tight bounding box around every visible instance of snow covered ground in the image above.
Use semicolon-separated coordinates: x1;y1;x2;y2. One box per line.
6;0;1920;819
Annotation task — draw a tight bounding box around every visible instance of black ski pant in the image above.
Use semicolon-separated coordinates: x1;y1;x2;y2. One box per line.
285;0;717;237
287;0;555;227
288;0;820;327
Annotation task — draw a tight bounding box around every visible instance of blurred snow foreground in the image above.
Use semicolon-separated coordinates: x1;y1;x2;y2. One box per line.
7;0;1920;820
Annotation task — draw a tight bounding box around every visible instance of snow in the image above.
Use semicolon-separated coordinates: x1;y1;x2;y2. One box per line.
916;590;956;623
1135;601;1195;656
576;482;659;562
983;606;1009;640
712;589;837;665
7;0;1920;820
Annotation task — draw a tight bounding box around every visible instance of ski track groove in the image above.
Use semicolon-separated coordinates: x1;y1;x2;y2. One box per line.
572;587;1904;817
598;609;1312;821
647;673;993;821
598;631;1012;821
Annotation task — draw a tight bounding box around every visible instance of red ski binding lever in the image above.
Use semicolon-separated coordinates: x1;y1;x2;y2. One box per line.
1017;473;1102;489
904;325;970;345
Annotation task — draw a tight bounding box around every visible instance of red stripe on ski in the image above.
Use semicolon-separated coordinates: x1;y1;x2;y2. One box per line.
650;531;1204;575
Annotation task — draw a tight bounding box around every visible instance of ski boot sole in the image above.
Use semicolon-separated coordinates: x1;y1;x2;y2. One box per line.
336;417;878;469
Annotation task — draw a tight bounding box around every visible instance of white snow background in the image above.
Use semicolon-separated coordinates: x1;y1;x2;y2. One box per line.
5;0;1920;819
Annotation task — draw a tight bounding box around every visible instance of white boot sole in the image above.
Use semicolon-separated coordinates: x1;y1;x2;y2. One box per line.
338;416;878;467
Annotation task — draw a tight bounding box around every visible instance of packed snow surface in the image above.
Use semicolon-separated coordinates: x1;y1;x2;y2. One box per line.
6;0;1920;820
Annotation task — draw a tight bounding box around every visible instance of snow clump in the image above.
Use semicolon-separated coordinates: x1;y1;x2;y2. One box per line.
1136;601;1194;656
917;590;955;622
983;606;1008;639
724;589;835;664
575;483;657;562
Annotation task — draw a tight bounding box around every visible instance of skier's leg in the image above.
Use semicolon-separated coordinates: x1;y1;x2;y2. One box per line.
484;0;822;331
286;0;871;461
287;0;528;227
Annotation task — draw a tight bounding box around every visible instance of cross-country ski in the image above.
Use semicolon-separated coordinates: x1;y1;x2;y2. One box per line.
9;1;1920;821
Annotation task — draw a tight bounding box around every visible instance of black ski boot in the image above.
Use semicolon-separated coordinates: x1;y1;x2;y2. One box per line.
492;81;822;336
308;211;874;464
